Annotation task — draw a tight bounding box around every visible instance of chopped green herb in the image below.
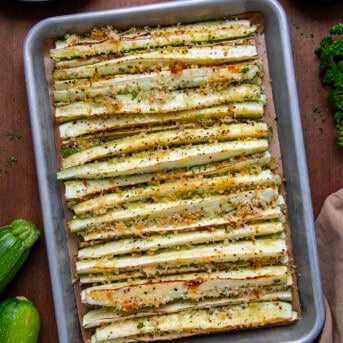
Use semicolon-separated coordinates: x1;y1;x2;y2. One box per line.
268;126;273;137
137;322;144;329
5;156;17;167
241;66;250;74
5;131;21;141
291;20;300;30
312;105;320;113
123;221;131;228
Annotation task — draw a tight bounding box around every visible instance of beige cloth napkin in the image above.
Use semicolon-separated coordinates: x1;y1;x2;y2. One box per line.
316;189;343;343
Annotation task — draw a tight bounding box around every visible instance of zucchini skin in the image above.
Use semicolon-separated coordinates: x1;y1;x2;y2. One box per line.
0;219;40;294
0;296;40;343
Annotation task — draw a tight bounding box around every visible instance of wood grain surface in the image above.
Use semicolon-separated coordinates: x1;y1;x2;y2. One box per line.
0;0;342;342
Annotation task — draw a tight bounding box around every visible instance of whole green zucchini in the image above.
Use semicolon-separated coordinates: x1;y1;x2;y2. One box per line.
0;219;40;294
0;296;40;343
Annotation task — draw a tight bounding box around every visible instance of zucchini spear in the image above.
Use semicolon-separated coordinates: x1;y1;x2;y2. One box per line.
64;151;271;201
76;238;287;274
57;138;269;180
78;221;284;258
68;187;279;232
51;20;257;61
55;84;262;122
53;42;257;80
90;301;296;342
54;61;261;103
79;256;289;285
72;170;279;215
59;101;265;139
80;206;284;243
81;266;289;309
62;122;268;169
83;289;292;328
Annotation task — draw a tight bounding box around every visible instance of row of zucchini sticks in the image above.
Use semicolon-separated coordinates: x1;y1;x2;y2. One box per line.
50;18;298;343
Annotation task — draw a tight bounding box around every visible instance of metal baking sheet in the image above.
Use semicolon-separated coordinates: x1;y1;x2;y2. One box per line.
23;0;325;342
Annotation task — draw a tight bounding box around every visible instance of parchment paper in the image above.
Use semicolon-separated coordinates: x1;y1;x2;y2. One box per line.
44;12;300;342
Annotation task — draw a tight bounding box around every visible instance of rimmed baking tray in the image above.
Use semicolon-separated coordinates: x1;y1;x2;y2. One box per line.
23;0;324;342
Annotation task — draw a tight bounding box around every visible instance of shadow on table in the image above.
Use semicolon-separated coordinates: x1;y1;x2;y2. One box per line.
0;0;94;21
291;0;343;20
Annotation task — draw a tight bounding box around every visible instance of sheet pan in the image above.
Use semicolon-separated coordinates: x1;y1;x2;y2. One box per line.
23;0;325;342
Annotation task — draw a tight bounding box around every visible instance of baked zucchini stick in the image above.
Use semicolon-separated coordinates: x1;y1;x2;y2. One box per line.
78;221;284;258
64;151;271;201
83;289;292;328
59;101;265;139
68;187;279;232
90;302;297;342
81;266;289;308
54;61;261;103
62;122;268;169
51;20;257;60
80;206;284;243
76;238;287;274
53;42;257;80
72;170;279;215
57;138;269;180
55;84;262;121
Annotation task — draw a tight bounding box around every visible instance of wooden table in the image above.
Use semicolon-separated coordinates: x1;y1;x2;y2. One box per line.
0;0;342;341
